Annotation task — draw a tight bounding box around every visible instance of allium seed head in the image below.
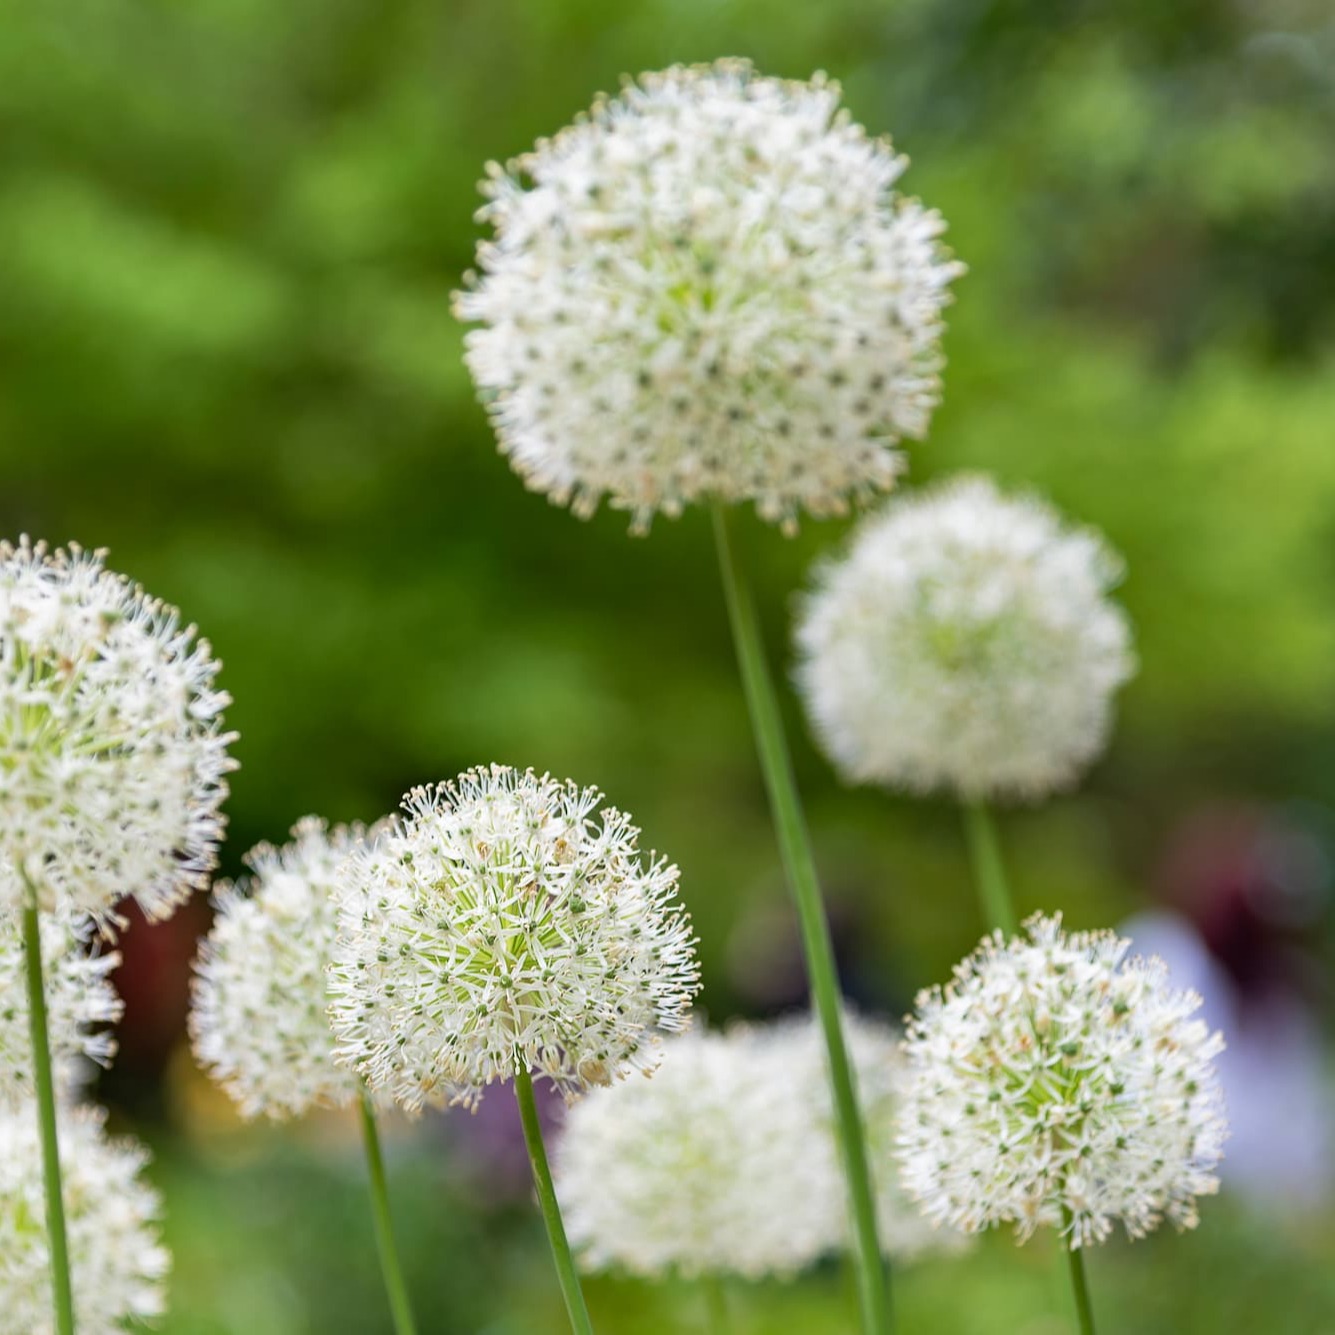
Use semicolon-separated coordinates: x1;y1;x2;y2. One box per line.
796;476;1135;801
328;766;700;1112
0;1104;170;1334
896;913;1228;1249
457;59;963;533
0;905;121;1110
555;1014;961;1280
191;817;387;1121
0;539;236;926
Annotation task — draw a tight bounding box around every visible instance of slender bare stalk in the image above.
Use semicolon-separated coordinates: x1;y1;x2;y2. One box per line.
711;505;891;1335
21;886;75;1335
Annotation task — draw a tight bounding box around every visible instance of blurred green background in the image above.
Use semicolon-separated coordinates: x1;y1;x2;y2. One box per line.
3;0;1334;1329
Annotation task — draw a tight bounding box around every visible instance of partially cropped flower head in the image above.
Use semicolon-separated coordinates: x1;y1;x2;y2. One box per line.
0;1103;170;1334
456;59;963;534
192;816;389;1121
329;766;700;1112
796;476;1135;802
897;913;1227;1249
0;539;236;925
0;903;121;1109
555;1014;959;1280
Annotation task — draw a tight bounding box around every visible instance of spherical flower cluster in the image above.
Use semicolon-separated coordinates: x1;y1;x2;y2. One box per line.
457;59;963;533
0;1103;169;1334
896;914;1227;1249
554;1014;958;1280
0;539;236;925
0;905;122;1109
795;476;1136;802
328;766;700;1112
191;817;385;1121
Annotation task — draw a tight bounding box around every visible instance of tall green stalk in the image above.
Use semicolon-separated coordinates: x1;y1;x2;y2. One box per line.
710;505;891;1335
356;1091;419;1335
1065;1236;1097;1335
961;799;1018;936
702;1276;732;1335
21;894;76;1335
514;1067;595;1335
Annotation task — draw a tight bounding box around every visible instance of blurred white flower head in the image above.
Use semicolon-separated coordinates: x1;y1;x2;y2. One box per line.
191;817;387;1121
0;1103;169;1335
456;59;963;533
796;475;1135;801
328;765;700;1112
0;904;121;1109
896;913;1227;1249
555;1013;962;1280
0;538;236;926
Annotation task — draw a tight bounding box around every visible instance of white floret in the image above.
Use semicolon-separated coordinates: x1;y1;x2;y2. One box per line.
458;60;963;532
796;475;1135;801
191;817;385;1120
0;1103;170;1334
896;913;1227;1249
0;903;121;1109
0;539;236;926
328;766;700;1111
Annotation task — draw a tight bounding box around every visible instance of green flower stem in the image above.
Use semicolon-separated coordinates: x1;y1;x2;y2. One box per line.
356;1090;419;1335
21;893;75;1335
961;799;1018;937
514;1067;595;1335
710;504;892;1335
1065;1236;1097;1335
702;1276;732;1335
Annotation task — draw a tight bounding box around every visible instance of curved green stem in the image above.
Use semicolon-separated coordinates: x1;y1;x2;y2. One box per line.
1065;1238;1097;1335
961;799;1018;937
711;505;892;1335
514;1067;595;1335
22;896;75;1335
356;1092;418;1335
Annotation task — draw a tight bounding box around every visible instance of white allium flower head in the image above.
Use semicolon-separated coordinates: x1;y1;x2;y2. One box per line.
0;539;237;926
0;1103;170;1335
456;59;964;533
896;913;1227;1249
328;765;700;1112
191;817;388;1121
795;475;1136;801
554;1013;961;1280
0;904;122;1110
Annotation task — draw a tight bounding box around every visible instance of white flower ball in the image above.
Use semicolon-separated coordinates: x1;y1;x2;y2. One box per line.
0;1104;170;1334
796;475;1136;801
896;914;1228;1249
328;766;700;1111
457;59;963;533
0;905;121;1109
191;817;387;1121
555;1024;831;1279
0;539;236;926
554;1014;961;1280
